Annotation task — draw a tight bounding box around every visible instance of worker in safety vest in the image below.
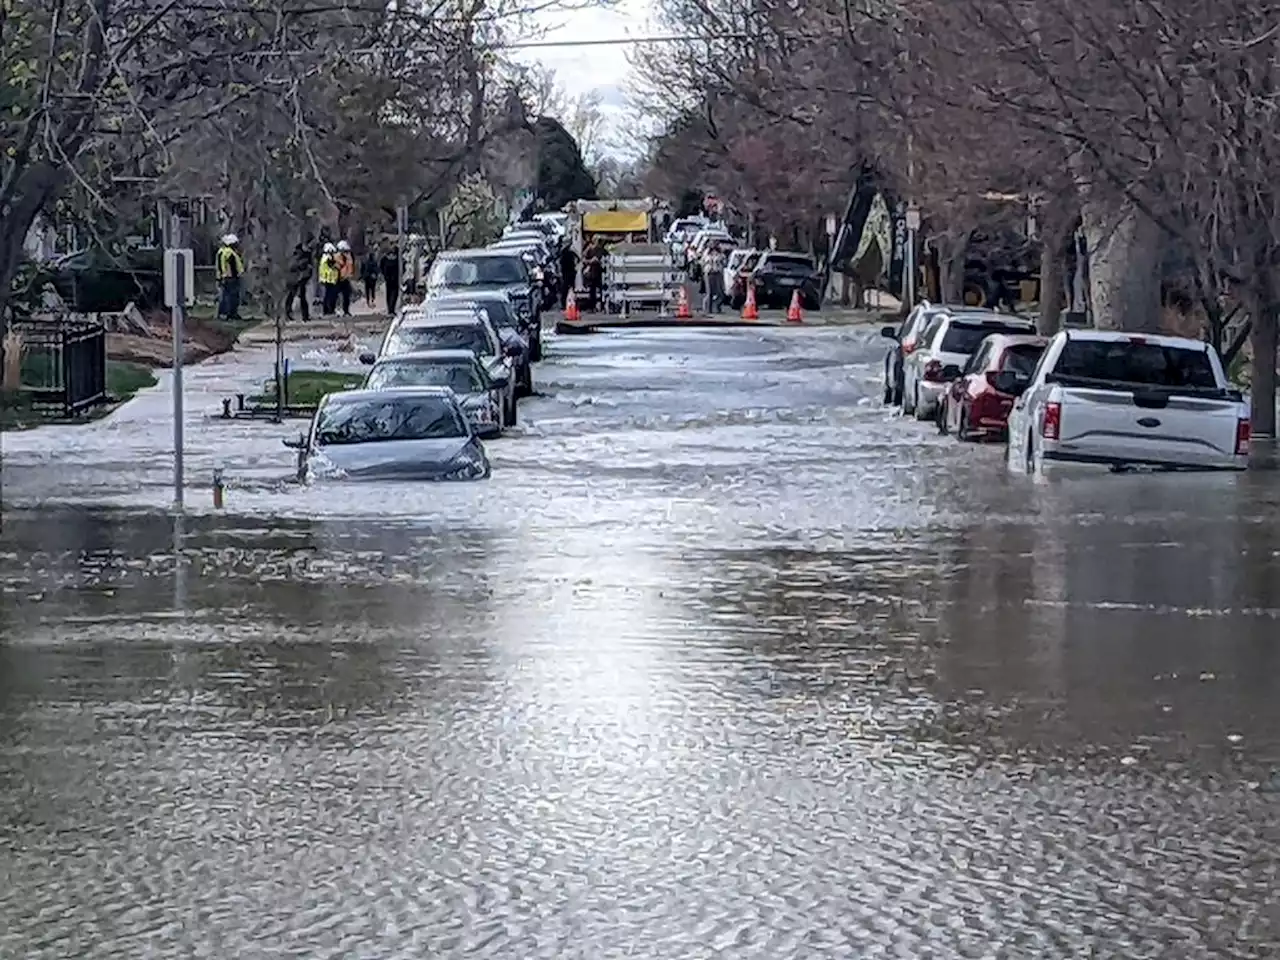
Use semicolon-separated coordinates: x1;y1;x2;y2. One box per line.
215;233;245;321
318;242;340;316
335;240;355;317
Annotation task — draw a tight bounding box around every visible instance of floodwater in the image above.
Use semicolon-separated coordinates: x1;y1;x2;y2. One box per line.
3;325;1280;958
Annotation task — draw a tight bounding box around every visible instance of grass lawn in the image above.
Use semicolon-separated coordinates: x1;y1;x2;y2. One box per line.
249;369;366;408
1;360;157;431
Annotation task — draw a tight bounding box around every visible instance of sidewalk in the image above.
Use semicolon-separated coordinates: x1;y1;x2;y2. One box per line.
238;298;390;347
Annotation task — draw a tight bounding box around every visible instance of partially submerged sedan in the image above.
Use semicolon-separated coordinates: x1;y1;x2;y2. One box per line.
363;349;507;438
283;387;491;482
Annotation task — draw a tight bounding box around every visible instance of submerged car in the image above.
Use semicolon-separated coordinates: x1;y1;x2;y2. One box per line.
363;350;507;438
362;312;519;424
427;288;542;368
426;249;540;326
283;387;491;482
938;333;1048;440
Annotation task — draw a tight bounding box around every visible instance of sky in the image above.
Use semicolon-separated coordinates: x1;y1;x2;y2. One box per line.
515;0;651;156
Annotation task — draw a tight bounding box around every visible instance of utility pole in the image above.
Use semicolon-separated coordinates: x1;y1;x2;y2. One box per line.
162;203;193;511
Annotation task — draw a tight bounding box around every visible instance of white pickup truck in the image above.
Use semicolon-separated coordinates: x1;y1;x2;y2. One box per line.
1006;330;1251;473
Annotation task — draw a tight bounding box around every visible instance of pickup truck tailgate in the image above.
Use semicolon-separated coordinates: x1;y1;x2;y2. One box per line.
1055;387;1243;466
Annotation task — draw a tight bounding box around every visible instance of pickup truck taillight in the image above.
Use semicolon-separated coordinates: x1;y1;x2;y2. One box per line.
1042;401;1062;440
923;360;945;382
1236;418;1251;455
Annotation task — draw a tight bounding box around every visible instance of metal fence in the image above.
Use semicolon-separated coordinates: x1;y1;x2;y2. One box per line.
3;318;108;417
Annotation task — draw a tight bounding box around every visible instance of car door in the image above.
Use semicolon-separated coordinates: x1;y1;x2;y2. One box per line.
950;341;989;431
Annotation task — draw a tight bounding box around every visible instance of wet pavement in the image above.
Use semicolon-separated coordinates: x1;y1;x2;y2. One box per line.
3;324;1280;958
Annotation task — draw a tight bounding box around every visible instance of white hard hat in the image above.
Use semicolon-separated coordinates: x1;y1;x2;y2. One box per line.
222;233;238;245
323;242;336;253
336;240;350;251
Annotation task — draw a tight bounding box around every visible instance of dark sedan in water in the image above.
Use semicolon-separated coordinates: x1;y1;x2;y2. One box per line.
283;387;491;482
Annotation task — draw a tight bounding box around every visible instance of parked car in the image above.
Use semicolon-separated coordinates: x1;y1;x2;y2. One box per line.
902;310;1036;420
488;239;558;310
724;249;761;308
1006;330;1250;474
938;333;1048;440
282;387;491;482
425;249;540;325
362;312;519;424
750;251;822;310
428;288;543;364
362;349;508;438
880;300;951;405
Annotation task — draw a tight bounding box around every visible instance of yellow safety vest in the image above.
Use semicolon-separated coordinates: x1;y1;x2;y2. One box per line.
216;245;244;280
318;255;339;284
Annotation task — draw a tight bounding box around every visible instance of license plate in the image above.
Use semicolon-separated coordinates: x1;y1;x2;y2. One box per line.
779;278;799;286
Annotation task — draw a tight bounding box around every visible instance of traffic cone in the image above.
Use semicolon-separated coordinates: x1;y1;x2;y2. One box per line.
741;284;759;321
675;284;692;320
563;290;580;323
786;290;804;323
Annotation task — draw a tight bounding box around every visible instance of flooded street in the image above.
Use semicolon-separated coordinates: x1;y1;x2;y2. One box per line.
3;324;1280;958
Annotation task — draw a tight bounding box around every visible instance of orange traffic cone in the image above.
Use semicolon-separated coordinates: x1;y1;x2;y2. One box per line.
563;290;581;323
741;284;759;321
675;284;692;320
786;289;804;323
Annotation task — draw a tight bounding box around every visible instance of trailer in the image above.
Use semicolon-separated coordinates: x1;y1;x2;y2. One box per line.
562;198;681;313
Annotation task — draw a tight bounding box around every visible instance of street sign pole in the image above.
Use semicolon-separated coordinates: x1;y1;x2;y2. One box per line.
905;203;922;309
396;203;408;314
163;212;194;511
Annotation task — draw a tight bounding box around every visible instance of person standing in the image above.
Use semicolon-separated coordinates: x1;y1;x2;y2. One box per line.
558;243;578;305
215;233;245;321
702;242;727;314
360;249;379;308
284;239;312;323
583;238;605;311
379;246;401;315
318;242;340;316
335;240;355;316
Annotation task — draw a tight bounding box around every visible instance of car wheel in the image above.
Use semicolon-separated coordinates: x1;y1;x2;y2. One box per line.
891;374;903;406
936;399;949;435
530;335;543;362
1025;430;1036;474
902;381;916;415
883;380;893;405
957;408;969;441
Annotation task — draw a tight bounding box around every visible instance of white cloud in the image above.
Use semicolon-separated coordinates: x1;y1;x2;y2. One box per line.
516;1;650;99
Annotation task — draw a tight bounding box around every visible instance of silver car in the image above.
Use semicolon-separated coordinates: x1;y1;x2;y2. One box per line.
283;387;491;482
362;349;507;438
361;312;519;425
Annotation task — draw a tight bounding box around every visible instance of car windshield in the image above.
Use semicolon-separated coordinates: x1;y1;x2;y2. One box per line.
941;321;1033;354
314;396;467;446
764;255;814;273
428;256;527;286
365;361;484;394
1000;343;1046;376
1055;339;1218;388
385;324;491;357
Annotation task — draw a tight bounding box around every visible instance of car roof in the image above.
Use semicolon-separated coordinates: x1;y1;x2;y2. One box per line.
371;349;479;364
1060;329;1208;349
944;311;1035;328
430;290;511;302
397;313;484;329
436;248;525;259
324;385;458;404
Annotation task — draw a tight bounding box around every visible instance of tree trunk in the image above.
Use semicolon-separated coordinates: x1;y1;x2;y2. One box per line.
1250;272;1278;440
1037;237;1065;336
1079;197;1163;331
936;232;970;304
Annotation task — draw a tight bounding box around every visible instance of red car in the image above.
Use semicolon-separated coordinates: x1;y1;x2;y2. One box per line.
939;333;1048;440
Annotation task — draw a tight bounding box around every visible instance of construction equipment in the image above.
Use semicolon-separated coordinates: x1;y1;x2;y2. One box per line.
562;198;681;314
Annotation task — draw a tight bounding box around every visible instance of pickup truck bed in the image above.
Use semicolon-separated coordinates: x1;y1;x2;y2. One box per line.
1009;331;1251;473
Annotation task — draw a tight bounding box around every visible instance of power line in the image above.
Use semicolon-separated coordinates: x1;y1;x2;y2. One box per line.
228;32;769;57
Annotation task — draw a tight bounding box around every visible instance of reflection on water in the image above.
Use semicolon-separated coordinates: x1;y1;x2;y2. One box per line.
2;328;1280;957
